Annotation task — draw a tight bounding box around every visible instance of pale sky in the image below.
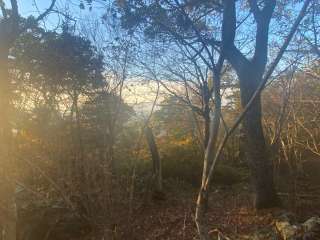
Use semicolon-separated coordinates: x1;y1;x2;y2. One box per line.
3;0;104;29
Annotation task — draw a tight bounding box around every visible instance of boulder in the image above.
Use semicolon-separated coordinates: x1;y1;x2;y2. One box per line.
275;214;320;240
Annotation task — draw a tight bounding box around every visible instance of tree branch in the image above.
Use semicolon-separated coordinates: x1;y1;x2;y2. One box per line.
222;0;250;74
10;0;18;19
35;0;57;22
248;0;261;21
0;0;8;19
252;0;276;69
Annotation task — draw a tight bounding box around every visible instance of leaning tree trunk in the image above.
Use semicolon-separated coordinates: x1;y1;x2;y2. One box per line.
145;126;162;193
195;71;222;240
239;70;280;209
195;188;210;240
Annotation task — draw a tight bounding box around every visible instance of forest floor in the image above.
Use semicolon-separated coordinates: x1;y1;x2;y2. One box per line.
19;176;320;240
116;178;320;240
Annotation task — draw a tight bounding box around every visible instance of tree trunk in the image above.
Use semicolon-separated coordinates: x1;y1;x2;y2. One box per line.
195;72;222;239
195;189;210;240
0;46;17;240
239;70;280;209
238;124;246;164
203;110;210;149
70;94;84;182
0;5;56;239
145;126;162;193
203;84;210;149
73;93;85;178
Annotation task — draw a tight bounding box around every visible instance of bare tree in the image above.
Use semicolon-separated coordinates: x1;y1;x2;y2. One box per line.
194;1;312;238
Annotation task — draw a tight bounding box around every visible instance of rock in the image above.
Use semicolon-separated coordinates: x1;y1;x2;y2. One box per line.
302;217;320;239
233;215;320;240
275;214;320;240
275;220;300;240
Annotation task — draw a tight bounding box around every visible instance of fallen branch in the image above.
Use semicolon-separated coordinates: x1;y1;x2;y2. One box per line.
209;229;232;240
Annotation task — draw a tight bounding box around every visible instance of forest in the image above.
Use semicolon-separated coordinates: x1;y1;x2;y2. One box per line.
0;0;320;239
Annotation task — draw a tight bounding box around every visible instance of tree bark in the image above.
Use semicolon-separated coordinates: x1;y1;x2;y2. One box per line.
72;92;85;180
195;71;222;239
145;126;162;193
0;12;19;239
238;69;280;209
195;189;210;240
203;109;210;149
221;0;280;209
0;3;56;239
0;45;17;240
203;83;211;149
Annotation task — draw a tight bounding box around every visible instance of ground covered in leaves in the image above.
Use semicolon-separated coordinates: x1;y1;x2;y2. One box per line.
116;179;320;240
18;176;320;240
